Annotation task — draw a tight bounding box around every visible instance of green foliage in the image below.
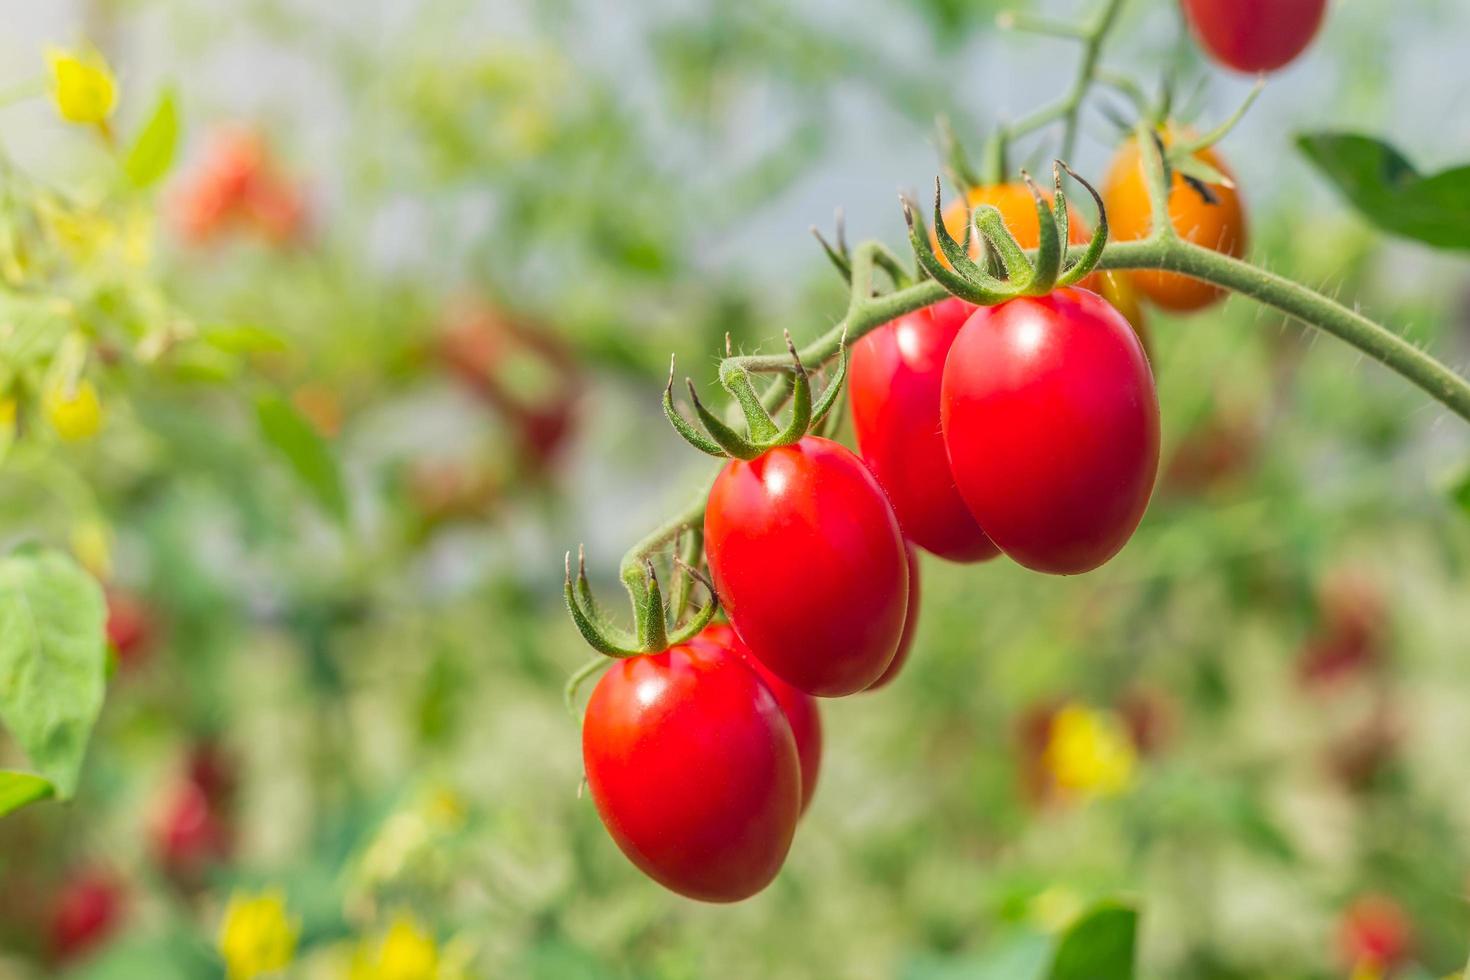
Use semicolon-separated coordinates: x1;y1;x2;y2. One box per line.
0;549;106;804
1297;132;1470;249
255;393;348;523
1047;902;1137;980
124;86;180;190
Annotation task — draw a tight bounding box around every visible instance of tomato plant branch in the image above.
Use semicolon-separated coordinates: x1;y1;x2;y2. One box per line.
991;0;1129;174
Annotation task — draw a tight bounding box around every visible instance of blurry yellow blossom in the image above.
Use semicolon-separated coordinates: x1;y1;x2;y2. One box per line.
1042;702;1136;800
217;889;299;980
0;398;16;437
1028;884;1086;934
47;46;117;126
352;922;438;980
70;518;113;580
44;379;103;441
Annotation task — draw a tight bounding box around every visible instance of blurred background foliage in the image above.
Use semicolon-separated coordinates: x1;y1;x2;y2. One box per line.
1;0;1469;977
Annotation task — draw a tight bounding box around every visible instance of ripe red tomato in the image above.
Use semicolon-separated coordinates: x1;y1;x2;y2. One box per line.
105;589;156;670
152;779;233;885
48;870;123;963
1182;0;1327;74
695;623;822;814
1337;894;1412;972
582;641;801;902
941;288;1159;574
867;543;920;690
705;435;909;696
850;299;999;563
1103;131;1246;312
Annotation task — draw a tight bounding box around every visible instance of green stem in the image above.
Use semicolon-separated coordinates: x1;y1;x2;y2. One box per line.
615;233;1470;592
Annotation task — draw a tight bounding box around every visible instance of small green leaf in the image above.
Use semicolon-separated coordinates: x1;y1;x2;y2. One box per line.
0;770;55;817
1297;132;1470;250
1047;901;1137;980
203;324;290;355
1170;154;1231;190
1450;467;1470;519
256;393;348;522
0;549;108;799
124;86;180;190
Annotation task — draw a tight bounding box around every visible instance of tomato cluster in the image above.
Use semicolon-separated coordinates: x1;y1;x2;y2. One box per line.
580;135;1263;898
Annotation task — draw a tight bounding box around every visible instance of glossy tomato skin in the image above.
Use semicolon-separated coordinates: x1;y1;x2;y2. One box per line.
705;436;909;697
941;288;1159;575
1103;133;1246;312
850;298;999;563
1182;0;1327;74
695;623;822;814
867;543;920;690
582;642;801;902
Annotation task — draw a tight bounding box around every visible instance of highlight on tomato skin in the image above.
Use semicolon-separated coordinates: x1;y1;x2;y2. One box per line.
705;435;909;697
940;287;1160;575
580;640;802;903
850;298;999;563
1182;0;1329;75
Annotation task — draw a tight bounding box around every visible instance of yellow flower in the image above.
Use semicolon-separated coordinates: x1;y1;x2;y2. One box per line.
217;889;299;980
70;518;113;581
351;915;440;980
1042;702;1137;800
0;397;16;436
44;379;103;441
47;46;117;126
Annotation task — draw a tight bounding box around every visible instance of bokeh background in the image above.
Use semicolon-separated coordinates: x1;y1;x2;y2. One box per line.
3;0;1470;977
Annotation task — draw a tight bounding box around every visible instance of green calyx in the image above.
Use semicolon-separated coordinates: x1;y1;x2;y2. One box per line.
663;331;848;461
905;161;1108;307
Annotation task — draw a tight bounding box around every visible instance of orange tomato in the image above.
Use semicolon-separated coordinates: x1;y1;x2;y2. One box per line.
1102;131;1246;312
1095;270;1151;359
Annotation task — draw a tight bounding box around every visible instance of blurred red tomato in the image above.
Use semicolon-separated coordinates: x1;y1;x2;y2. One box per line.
1299;571;1389;690
48;869;124;964
1164;406;1260;497
105;589;157;670
1337;894;1412;974
435;299;580;473
173;126;309;247
152;778;233;885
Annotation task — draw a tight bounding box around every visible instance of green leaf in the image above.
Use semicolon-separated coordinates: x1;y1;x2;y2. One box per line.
256;393;348;523
1450;467;1470;520
0;549;107;799
1047;901;1137;980
1297;132;1470;250
0;770;54;816
124;86;180;189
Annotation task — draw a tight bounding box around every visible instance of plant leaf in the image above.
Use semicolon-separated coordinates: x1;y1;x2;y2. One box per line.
1047;901;1137;980
1297;132;1470;250
124;86;180;190
0;770;55;817
0;549;107;799
256;393;348;523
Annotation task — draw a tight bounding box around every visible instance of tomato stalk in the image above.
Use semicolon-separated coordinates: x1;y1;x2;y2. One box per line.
567;123;1470;671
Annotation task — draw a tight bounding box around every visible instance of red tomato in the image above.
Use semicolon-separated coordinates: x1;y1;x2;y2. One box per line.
850;299;999;563
582;641;801;902
867;543;920;690
705;436;909;696
941;288;1159;574
152;780;233;885
695;623;822;814
48;870;123;963
1337;894;1412;972
1182;0;1327;74
105;589;156;670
